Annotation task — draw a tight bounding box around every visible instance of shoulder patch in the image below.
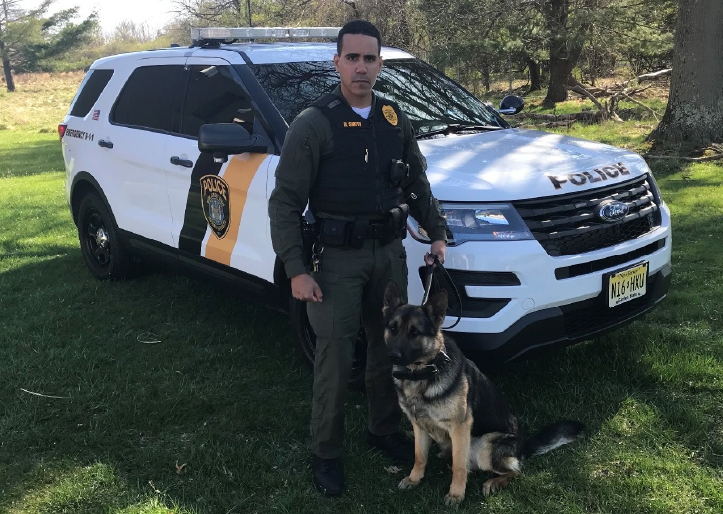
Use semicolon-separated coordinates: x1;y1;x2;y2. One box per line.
382;105;398;126
327;99;341;109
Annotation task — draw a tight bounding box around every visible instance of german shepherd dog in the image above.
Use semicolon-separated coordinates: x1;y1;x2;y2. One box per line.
383;281;584;505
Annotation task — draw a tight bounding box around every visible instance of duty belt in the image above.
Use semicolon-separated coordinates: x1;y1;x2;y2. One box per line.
317;205;408;248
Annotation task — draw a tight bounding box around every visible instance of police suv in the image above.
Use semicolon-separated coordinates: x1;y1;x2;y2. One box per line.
61;27;672;383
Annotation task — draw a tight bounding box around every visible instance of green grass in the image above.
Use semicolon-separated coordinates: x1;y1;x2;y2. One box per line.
1;88;723;513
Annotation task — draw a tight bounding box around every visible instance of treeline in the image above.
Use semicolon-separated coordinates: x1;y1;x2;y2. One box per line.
167;0;678;105
2;0;677;104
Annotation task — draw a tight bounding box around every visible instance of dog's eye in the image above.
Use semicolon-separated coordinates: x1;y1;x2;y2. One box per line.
409;327;419;337
388;326;397;336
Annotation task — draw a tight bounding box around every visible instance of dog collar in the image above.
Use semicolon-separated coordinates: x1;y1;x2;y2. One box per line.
392;350;451;382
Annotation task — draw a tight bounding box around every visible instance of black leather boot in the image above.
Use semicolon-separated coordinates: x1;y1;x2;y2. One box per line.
312;456;344;496
366;431;415;465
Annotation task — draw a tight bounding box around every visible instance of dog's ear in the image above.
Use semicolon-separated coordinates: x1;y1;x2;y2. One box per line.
423;289;448;328
383;280;403;317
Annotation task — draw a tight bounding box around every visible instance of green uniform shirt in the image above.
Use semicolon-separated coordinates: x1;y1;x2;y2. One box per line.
269;85;448;279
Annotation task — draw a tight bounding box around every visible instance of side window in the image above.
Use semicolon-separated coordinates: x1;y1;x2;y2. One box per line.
69;69;114;117
111;65;184;132
180;65;255;138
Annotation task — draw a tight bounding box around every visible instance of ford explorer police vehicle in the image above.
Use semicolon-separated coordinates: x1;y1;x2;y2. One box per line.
61;27;672;384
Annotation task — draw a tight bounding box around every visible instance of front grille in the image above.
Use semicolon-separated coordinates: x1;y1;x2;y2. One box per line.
555;238;666;279
513;175;662;256
417;268;516;318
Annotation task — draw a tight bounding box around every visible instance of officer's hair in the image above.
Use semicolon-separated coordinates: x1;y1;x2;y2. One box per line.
337;20;382;56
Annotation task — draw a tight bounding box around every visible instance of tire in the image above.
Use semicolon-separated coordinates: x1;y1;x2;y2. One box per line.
77;192;134;280
288;295;367;391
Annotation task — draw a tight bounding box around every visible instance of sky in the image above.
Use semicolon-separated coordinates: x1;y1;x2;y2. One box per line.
25;0;178;35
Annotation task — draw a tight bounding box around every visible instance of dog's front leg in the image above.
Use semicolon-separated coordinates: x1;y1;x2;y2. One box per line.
445;419;472;505
398;422;431;489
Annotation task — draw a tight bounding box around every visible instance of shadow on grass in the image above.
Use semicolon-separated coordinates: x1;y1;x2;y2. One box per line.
0;253;317;513
1;238;721;512
0;137;65;178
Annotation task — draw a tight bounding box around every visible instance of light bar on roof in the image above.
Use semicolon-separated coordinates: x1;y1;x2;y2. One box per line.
191;27;340;42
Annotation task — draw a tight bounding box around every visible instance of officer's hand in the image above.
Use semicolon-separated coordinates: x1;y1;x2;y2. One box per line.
291;273;323;303
425;240;447;266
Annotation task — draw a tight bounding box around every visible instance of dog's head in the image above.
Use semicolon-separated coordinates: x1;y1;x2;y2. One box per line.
382;280;448;367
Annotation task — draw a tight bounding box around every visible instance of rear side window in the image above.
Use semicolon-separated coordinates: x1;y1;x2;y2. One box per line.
69;69;114;117
180;65;255;137
111;65;184;132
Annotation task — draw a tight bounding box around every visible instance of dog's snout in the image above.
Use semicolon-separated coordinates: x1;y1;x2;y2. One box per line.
388;349;402;364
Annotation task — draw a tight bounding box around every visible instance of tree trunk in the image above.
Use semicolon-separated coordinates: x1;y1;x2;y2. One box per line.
542;0;584;106
545;51;575;104
482;63;490;92
0;35;15;93
527;58;542;91
653;0;723;147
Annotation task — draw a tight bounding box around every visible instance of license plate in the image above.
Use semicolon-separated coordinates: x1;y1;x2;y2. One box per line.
607;262;648;307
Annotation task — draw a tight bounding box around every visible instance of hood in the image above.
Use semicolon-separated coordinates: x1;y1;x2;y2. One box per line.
417;128;650;202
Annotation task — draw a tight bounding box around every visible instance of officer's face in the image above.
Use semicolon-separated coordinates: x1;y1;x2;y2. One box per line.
334;33;383;107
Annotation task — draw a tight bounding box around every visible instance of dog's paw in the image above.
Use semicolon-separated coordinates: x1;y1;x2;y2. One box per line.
444;491;464;506
482;478;501;496
398;476;421;489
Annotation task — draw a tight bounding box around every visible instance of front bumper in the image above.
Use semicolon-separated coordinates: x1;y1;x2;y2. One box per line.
452;262;671;362
403;200;673;363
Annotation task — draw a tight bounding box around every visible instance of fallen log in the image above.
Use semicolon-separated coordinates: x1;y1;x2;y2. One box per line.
542;121;577;128
643;153;723;163
637;69;672;82
515;111;603;123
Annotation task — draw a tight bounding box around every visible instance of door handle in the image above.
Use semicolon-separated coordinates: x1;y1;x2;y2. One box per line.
98;139;114;149
170;156;194;168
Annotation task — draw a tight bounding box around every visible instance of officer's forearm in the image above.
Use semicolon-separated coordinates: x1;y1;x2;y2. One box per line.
405;178;447;243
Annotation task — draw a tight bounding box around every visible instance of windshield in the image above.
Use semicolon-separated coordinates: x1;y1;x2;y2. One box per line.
245;59;504;135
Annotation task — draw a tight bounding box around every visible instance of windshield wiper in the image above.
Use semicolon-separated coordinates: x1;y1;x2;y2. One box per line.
416;123;503;139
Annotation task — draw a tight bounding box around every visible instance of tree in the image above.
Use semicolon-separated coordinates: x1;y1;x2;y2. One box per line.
652;0;723;147
0;0;28;91
0;0;97;91
541;0;592;105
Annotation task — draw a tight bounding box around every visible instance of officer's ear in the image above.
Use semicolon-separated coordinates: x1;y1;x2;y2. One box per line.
333;53;340;72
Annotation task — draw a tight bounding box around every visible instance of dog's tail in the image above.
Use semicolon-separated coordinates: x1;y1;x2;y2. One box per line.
523;420;584;459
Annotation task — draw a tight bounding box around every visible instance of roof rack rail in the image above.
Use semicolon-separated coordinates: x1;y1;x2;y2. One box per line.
190;27;340;47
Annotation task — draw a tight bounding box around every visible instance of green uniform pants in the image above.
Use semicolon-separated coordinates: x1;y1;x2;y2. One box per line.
306;237;408;459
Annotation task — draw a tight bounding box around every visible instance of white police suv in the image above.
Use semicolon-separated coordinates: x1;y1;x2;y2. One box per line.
61;27;672;382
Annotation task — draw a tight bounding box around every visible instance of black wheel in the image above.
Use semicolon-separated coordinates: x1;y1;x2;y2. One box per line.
77;193;134;280
289;296;367;391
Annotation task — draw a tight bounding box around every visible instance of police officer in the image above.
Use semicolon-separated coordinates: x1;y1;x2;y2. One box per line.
268;20;448;496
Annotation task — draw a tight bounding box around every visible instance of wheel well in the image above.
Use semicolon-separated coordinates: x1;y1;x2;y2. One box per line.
70;181;96;225
69;174;116;229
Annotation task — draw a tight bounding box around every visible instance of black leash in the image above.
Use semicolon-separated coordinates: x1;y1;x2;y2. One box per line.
422;253;463;330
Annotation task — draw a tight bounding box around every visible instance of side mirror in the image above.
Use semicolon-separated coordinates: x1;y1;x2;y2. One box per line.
498;95;525;115
198;123;271;161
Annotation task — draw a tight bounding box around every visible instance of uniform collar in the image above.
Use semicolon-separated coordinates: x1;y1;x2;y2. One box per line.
331;84;377;117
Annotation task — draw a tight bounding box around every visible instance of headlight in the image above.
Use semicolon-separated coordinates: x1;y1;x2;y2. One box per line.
408;203;534;245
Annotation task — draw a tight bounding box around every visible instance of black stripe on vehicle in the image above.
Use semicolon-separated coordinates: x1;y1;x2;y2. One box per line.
178;152;223;254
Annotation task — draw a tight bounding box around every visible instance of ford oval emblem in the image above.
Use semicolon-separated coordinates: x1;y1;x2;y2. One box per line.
597;200;629;222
